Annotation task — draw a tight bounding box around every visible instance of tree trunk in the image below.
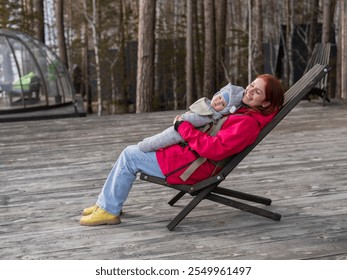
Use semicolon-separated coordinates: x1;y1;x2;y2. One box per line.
341;0;347;99
172;0;179;110
284;0;294;87
91;0;103;116
322;0;336;98
55;0;68;68
322;0;330;43
248;0;252;83
322;0;336;43
33;0;44;43
254;0;264;75
203;0;216;97
308;0;319;55
113;0;128;114
231;0;243;84
215;0;227;87
81;0;92;114
136;0;156;113
186;0;193;108
193;0;203;99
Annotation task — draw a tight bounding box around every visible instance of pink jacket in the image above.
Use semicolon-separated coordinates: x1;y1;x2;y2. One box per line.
156;107;277;185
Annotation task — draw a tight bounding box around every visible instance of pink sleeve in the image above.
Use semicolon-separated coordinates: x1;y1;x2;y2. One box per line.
177;116;260;161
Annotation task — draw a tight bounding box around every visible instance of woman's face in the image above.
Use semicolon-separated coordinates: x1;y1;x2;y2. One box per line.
242;78;270;109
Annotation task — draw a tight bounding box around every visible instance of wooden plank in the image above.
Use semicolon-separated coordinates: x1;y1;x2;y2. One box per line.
0;99;347;260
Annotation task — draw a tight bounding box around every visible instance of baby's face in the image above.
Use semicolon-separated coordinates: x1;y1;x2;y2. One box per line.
211;94;227;111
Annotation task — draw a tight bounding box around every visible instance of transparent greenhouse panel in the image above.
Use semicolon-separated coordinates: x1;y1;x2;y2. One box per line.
10;38;45;108
0;37;14;108
1;37;42;109
0;29;76;114
25;35;73;101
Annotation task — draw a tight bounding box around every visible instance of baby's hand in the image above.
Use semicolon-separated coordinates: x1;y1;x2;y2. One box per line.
173;115;183;124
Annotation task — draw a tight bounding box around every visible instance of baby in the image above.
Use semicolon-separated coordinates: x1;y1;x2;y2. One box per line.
137;83;245;152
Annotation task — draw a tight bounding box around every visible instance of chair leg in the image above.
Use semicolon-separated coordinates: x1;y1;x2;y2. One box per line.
213;186;272;205
168;191;185;206
167;185;216;231
206;193;281;221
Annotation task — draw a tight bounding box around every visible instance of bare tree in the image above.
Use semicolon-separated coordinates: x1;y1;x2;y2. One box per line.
338;0;347;99
193;0;203;99
228;0;244;84
172;0;185;110
215;0;227;87
91;0;102;115
248;0;252;83
285;0;295;87
55;0;68;68
254;0;264;75
308;0;319;55
322;0;333;43
203;0;216;97
80;0;92;113
186;0;193;108
114;0;128;113
22;0;33;34
322;0;337;99
111;0;128;114
136;0;156;113
83;0;103;115
33;0;44;43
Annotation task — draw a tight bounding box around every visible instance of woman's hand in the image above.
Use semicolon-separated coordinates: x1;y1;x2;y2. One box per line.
173;115;183;125
173;115;185;131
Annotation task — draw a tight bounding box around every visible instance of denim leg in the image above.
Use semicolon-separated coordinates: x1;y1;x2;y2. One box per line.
96;145;164;215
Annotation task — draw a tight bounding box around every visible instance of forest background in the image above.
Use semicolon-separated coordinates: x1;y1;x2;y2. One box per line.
0;0;346;116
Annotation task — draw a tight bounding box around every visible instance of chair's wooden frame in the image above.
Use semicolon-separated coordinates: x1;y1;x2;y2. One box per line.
141;64;331;231
304;43;331;106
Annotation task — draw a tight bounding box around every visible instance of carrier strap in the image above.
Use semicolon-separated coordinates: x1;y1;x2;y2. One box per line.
180;157;207;181
179;115;229;181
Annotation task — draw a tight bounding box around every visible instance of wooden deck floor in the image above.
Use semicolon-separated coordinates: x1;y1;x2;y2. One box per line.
1;99;347;260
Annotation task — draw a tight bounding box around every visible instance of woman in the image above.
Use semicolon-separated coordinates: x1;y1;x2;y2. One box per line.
137;83;244;152
80;74;284;226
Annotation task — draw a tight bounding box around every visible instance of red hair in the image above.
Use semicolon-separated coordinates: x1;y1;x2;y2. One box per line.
253;74;284;115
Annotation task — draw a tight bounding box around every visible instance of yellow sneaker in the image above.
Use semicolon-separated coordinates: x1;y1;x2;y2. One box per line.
82;205;123;216
82;205;98;216
79;207;121;226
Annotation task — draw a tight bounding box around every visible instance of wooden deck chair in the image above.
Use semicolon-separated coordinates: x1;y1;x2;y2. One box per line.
140;64;331;231
303;43;331;106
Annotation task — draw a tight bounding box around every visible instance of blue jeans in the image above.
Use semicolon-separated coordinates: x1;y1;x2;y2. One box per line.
96;145;165;215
